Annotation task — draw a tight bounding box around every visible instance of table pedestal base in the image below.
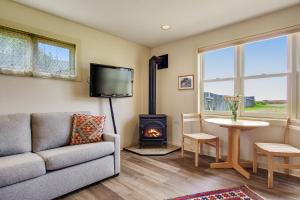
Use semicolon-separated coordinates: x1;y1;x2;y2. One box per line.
210;127;251;179
204;118;269;179
210;162;250;179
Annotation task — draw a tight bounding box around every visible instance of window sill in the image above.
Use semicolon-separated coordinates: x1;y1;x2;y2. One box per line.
0;71;82;82
202;113;287;126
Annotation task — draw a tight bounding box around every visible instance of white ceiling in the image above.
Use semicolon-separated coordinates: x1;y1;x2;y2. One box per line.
14;0;300;47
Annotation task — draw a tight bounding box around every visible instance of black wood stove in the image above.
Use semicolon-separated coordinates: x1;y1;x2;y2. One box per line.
139;114;167;147
139;55;168;148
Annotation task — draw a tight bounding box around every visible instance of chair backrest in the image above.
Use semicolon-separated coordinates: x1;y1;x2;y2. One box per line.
181;113;202;135
284;118;291;144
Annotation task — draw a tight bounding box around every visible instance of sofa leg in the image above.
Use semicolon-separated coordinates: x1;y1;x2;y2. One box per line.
114;173;120;177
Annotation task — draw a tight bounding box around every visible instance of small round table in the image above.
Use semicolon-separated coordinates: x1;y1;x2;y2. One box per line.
204;118;270;179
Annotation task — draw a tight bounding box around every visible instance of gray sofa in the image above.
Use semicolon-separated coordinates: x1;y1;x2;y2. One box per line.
0;112;120;200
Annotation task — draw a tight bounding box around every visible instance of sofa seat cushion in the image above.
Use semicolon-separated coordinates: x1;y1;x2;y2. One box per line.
37;141;114;171
0;153;46;188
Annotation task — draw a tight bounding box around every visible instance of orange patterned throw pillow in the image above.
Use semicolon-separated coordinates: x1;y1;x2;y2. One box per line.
70;114;106;145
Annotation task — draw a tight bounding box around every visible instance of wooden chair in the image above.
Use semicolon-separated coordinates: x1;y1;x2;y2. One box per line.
253;118;300;188
181;113;220;167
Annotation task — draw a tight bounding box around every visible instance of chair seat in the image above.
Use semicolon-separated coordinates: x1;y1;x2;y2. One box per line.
183;132;218;140
255;143;300;156
0;153;46;188
37;141;114;171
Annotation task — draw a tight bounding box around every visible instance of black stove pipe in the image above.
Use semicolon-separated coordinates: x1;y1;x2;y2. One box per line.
149;56;157;115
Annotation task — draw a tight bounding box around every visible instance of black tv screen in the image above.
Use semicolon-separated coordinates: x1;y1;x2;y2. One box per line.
90;63;134;98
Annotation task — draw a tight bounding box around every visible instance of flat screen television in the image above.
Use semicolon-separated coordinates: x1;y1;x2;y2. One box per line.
90;63;134;98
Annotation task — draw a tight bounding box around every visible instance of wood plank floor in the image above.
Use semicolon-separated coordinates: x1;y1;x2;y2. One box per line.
60;150;300;200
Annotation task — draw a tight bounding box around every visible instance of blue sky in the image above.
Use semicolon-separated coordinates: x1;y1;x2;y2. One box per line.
38;42;70;61
203;36;287;101
204;46;235;79
244;36;287;76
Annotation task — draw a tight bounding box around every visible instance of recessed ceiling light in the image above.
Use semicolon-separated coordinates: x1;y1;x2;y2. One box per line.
161;25;171;30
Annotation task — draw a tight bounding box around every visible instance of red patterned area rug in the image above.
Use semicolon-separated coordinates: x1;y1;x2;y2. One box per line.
168;185;264;200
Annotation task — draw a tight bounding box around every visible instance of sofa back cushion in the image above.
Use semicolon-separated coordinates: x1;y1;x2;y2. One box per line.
0;113;31;156
31;112;89;152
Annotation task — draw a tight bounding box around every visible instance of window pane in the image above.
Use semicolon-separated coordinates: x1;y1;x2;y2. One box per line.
203;47;234;80
203;81;234;111
0;29;31;71
244;77;287;114
244;36;288;76
35;41;75;76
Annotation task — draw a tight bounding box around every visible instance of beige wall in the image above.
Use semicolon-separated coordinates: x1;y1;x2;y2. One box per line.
1;0;300;176
0;0;150;148
151;5;300;176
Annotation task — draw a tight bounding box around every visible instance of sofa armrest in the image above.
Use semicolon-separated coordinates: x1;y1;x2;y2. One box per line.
102;133;120;175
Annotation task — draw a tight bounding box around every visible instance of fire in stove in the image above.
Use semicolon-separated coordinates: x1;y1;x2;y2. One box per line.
144;128;161;138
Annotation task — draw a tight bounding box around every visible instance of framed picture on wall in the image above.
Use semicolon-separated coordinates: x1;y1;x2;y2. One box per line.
178;75;194;90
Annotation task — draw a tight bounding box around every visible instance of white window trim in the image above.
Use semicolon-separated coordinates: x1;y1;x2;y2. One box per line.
290;34;298;119
198;35;296;119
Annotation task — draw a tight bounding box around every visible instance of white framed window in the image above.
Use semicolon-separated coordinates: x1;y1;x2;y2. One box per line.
198;33;300;119
200;46;235;115
241;36;288;118
0;26;76;80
